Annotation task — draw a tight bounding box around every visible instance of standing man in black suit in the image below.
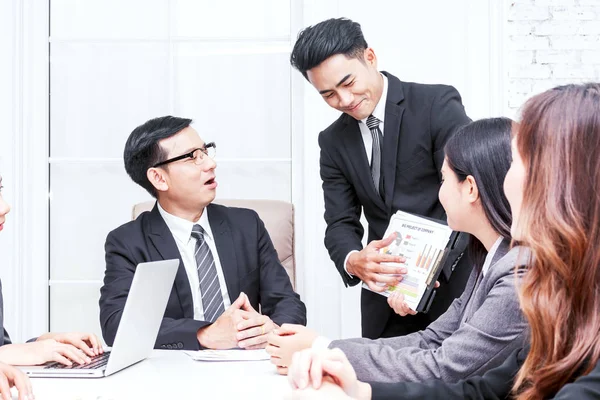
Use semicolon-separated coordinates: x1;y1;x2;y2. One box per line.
289;18;472;339
99;116;306;351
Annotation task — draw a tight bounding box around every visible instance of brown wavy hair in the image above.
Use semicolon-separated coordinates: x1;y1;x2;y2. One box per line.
513;83;600;399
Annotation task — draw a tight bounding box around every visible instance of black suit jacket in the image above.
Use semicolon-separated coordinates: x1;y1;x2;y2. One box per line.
319;72;472;339
370;346;600;399
99;203;306;350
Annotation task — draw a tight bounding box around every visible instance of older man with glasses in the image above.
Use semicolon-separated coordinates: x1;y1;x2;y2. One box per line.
99;116;306;351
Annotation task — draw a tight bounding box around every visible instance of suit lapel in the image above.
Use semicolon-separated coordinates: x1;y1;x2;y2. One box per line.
381;72;406;212
146;205;194;318
207;204;240;302
340;114;386;210
491;238;511;265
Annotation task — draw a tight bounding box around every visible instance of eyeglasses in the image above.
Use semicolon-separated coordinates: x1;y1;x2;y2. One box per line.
152;142;216;168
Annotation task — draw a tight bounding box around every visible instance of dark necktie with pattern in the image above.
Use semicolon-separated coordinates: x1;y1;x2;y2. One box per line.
366;115;384;196
191;224;225;322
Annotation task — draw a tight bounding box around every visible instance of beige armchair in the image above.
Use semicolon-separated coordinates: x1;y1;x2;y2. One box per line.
132;199;296;289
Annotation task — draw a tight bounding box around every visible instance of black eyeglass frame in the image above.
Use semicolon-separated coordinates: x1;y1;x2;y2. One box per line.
152;142;216;168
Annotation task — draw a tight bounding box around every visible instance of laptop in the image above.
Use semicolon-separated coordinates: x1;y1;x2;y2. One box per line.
21;259;179;378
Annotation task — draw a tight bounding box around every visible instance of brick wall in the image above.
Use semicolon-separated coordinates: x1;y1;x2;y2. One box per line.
508;0;600;114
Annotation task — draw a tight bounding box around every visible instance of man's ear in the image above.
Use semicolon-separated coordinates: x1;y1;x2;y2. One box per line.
147;167;169;194
465;175;480;204
364;47;377;67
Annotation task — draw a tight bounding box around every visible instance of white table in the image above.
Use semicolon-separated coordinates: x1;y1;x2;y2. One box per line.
20;350;291;400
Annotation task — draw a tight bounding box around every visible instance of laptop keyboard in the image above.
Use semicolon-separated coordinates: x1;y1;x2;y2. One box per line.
44;351;111;370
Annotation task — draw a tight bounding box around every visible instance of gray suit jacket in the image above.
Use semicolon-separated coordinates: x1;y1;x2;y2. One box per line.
330;241;529;383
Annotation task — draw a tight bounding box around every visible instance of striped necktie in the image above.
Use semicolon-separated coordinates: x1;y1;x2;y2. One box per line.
367;115;383;195
191;224;225;322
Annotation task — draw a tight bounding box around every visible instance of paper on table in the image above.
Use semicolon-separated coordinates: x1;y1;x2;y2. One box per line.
184;349;270;362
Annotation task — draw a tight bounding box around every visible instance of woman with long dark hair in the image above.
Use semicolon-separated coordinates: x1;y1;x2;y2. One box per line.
288;83;600;399
268;118;528;384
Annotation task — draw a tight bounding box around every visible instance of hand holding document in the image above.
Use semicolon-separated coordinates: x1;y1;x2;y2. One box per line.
363;210;453;312
184;349;270;362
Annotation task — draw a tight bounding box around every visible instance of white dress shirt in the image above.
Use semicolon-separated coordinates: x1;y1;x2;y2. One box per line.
344;73;389;277
157;202;231;321
482;236;503;277
358;73;389;165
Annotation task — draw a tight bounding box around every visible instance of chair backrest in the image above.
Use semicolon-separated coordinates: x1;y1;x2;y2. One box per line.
131;199;296;289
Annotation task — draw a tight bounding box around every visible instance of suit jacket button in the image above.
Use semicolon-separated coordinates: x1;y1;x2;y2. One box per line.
177;342;183;349
166;344;172;349
161;345;166;349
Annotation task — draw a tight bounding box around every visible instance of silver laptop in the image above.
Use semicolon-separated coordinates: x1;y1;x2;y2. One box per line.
21;259;179;378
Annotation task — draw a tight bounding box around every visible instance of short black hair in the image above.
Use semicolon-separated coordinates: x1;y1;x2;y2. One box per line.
444;117;513;269
123;116;192;198
290;18;368;80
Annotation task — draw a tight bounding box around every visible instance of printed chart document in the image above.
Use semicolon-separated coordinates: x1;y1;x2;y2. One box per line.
184;349;270;362
363;210;453;312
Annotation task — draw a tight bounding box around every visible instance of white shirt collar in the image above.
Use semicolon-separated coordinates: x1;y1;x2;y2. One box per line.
361;73;388;125
482;236;503;276
157;201;213;244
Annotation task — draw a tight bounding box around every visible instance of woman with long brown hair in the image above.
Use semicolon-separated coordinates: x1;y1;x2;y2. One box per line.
287;83;600;399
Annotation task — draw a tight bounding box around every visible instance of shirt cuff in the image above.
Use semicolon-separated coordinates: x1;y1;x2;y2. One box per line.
312;336;332;351
344;250;360;279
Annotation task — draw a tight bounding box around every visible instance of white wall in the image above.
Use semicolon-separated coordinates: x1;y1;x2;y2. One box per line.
1;0;507;343
0;0;49;342
47;0;295;340
508;0;600;116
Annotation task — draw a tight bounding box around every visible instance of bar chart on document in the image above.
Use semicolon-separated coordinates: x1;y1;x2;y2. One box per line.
365;211;452;310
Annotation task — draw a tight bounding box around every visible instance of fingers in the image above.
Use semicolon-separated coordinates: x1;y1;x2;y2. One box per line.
10;369;33;400
309;352;324;389
245;343;267;350
230;292;249;310
276;323;303;335
369;232;397;249
268;324;301;347
57;332;102;357
387;292;417;316
68;338;95;358
276;366;288;375
373;260;406;274
239;293;256;313
232;309;255;322
229;309;254;331
236;315;268;332
270;355;286;367
364;280;388;292
266;331;284;348
266;343;280;358
290;349;313;390
238;333;268;349
237;325;262;341
267;344;286;367
0;373;11;400
55;344;89;365
320;348;358;391
321;359;354;388
325;348;350;363
366;273;400;286
82;333;102;355
288;351;301;389
434;280;440;288
51;352;73;367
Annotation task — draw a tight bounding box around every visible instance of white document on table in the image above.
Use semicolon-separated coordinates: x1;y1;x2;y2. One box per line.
184;349;270;362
